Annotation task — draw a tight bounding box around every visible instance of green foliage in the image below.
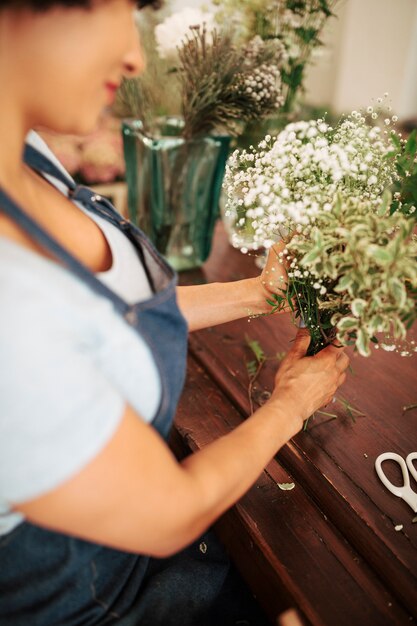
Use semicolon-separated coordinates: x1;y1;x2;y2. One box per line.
246;360;258;378
389;129;417;219
227;108;416;358
245;335;266;363
286;194;417;356
244;336;286;413
336;395;366;423
303;394;365;430
213;0;339;114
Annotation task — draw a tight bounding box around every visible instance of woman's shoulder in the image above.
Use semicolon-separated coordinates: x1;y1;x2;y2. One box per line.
0;236;113;343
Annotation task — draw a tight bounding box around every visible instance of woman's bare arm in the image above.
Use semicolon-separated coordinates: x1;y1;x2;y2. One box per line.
177;277;269;331
177;244;287;331
14;330;348;559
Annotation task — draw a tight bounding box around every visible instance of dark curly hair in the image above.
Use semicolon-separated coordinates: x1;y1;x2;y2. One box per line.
0;0;161;9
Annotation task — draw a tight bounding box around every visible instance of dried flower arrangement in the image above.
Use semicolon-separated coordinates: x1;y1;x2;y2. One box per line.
117;5;285;139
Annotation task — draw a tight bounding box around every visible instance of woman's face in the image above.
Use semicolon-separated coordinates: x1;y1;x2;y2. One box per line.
3;0;144;134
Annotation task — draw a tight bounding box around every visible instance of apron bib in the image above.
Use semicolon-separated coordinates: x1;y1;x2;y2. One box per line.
0;144;190;625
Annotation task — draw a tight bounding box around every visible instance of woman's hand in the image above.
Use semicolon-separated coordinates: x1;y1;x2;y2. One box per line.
176;241;292;329
176;241;291;329
270;327;350;430
256;242;290;315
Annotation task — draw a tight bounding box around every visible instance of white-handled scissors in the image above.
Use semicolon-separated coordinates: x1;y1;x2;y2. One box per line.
375;452;417;513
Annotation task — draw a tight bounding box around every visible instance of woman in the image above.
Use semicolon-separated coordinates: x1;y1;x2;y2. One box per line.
0;1;349;624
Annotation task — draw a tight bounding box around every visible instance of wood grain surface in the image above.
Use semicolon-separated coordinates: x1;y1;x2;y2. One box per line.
173;222;417;625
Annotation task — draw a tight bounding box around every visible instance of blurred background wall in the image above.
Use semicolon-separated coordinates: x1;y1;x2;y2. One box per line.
304;0;417;120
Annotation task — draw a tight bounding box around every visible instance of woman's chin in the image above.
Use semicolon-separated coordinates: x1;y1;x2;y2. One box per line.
36;112;104;138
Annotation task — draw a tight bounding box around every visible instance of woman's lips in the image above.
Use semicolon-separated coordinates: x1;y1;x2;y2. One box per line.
105;82;120;102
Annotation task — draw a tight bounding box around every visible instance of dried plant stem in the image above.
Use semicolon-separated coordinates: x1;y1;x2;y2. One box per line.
247;360;265;415
403;403;417;414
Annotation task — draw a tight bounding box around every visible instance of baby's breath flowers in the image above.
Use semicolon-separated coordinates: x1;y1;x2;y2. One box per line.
224;109;399;249
224;105;417;356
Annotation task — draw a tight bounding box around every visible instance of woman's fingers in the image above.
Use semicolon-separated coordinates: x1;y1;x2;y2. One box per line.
318;344;349;372
338;372;347;386
335;351;350;372
272;328;351;422
260;242;288;295
288;327;311;359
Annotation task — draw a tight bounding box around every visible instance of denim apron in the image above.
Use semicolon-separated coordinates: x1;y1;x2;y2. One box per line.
0;145;236;626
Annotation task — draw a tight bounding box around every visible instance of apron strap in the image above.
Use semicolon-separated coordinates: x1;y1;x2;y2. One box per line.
24;144;127;226
24;144;77;191
23;142;156;294
0;186;130;317
24;144;123;225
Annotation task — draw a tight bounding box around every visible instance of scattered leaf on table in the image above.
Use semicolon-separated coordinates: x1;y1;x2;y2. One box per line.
278;482;295;491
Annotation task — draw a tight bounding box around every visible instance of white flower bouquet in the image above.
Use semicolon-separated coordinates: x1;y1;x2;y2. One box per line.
154;7;216;60
224;106;417;356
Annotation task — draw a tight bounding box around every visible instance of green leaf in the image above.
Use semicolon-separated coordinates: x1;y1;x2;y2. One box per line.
377;190;392;217
396;162;408;178
266;293;285;309
287;296;295;313
369;246;393;265
356;328;371;357
318;0;333;17
245;335;265;363
246;360;257;377
292;63;304;88
368;315;385;334
337;316;358;332
277;482;295;491
390;199;400;215
390;133;402;150
334;274;353;293
301;248;322;265
389;278;407;308
351;299;367;318
296;27;318;44
405;129;417;157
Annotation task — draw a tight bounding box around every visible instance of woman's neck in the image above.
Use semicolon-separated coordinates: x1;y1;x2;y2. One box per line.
0;99;32;192
0;24;32;191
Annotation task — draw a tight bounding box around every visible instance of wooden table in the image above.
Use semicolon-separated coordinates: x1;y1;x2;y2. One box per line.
171;222;417;626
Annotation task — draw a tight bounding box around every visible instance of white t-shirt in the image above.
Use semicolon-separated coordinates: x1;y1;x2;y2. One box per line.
0;133;162;535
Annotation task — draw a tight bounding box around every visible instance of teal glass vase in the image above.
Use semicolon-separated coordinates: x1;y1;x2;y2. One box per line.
122;118;231;271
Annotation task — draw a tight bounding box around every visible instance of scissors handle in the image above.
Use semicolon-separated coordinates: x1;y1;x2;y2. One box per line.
375;452;417;513
406;452;417;482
